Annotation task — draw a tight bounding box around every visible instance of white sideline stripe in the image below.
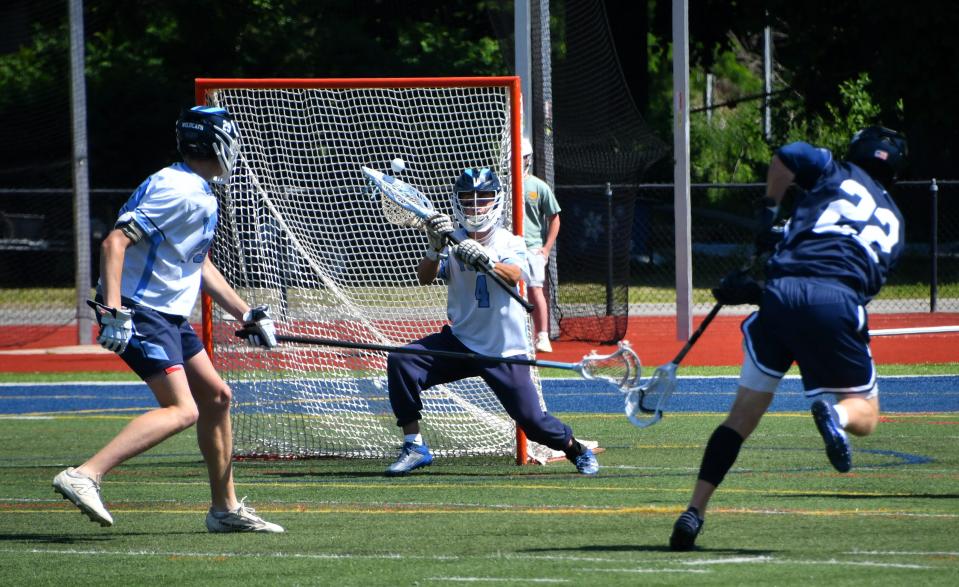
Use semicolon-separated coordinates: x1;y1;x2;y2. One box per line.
849;550;959;557
582;568;711;574
426;579;570;583
869;325;959;336
678;556;934;570
4;547;944;570
0;415;53;420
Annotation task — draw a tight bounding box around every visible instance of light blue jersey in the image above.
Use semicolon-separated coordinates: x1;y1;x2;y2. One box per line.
439;228;530;357
106;162;218;317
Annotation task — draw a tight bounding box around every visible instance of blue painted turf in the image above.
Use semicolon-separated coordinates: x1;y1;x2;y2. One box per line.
1;376;957;415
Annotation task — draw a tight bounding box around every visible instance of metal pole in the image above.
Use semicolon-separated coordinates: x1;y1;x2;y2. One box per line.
606;182;614;316
930;178;939;312
672;0;692;339
705;73;713;124
69;0;93;345
514;0;532;137
763;18;773;141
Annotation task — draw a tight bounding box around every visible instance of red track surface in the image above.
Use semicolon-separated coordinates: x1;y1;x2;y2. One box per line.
1;313;957;373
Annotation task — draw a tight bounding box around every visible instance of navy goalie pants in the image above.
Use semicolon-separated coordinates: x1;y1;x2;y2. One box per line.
387;325;572;451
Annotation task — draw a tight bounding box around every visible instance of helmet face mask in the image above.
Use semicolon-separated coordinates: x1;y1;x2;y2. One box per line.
846;125;907;185
452;167;504;233
176;106;239;184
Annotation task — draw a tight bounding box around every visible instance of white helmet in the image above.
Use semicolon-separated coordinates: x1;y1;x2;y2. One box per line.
521;138;533;175
452;167;504;233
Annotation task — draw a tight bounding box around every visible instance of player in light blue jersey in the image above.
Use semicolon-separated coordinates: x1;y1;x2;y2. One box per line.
521;138;562;353
384;167;598;477
53;106;284;533
670;127;908;550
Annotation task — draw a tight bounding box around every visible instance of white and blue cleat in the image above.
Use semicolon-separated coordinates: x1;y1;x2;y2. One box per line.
571;448;600;475
811;400;852;473
385;441;434;476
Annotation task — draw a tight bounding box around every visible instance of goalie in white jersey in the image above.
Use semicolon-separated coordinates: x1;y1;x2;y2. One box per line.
52;106;284;533
384;167;599;476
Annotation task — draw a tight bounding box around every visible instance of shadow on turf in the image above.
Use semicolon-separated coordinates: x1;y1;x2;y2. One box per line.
521;545;777;555
0;531;195;544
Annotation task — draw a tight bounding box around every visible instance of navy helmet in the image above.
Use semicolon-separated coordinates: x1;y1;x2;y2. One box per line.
176;106;239;184
452;167;504;232
846;126;907;186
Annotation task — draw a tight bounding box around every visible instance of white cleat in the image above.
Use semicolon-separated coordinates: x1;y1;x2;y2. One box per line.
53;467;114;527
206;498;285;533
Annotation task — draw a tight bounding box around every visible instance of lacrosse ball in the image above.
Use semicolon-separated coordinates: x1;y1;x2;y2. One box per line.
391;158;406;173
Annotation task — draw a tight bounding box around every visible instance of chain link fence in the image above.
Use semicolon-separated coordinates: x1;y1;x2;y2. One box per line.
1;180;956;347
552;179;958;323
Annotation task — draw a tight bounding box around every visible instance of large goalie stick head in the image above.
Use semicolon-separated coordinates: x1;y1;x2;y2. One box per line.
361;166;435;231
570;341;642;391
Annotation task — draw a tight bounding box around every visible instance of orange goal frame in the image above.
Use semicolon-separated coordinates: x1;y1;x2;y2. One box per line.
195;76;530;464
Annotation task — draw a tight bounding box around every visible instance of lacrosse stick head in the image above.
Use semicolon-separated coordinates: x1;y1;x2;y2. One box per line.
578;341;642;390
361;166;435;231
625;362;677;428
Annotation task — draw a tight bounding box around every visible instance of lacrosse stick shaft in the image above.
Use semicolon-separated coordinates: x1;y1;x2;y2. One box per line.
671;302;723;365
236;330;577;370
868;325;959;336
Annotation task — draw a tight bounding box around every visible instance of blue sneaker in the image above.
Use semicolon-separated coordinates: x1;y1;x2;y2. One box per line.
570;448;599;475
670;507;704;551
811;400;852;473
385;441;433;476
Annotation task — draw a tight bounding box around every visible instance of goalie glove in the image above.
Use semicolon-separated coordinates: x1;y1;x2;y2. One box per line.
242;305;277;349
88;301;134;354
711;270;763;306
452;238;496;271
424;213;454;260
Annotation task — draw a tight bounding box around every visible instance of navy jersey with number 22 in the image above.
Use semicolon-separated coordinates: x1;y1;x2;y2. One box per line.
765;141;904;303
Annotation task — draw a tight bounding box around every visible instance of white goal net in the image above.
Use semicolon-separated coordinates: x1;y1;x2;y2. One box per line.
199;78;554;462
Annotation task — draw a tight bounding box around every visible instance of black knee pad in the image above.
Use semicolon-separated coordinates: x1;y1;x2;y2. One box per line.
697;425;744;487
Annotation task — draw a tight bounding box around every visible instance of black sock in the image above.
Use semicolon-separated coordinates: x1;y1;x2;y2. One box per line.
697;425;744;487
564;439;586;459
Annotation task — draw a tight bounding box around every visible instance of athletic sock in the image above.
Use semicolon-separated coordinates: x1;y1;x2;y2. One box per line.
404;433;424;446
697;425;744;487
564;439;587;459
833;404;849;428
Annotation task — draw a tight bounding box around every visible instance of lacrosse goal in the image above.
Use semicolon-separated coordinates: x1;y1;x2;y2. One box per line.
197;77;566;463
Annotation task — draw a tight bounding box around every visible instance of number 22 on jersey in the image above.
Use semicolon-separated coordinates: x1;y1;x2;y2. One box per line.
812;179;900;263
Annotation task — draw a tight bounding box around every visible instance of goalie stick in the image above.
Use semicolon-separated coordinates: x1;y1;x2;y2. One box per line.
236;328;641;390
361;166;535;313
625;302;724;429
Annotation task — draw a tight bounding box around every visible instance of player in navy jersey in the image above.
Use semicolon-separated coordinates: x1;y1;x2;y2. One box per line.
669;127;908;550
52;106;284;533
384;167;598;476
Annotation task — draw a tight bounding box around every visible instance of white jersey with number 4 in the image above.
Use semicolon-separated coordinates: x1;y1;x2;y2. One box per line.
439;227;530;357
105;162;218;317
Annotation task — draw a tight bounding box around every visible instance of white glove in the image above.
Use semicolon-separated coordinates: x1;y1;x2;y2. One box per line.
242;305;277;349
452;238;495;271
94;305;134;354
425;213;454;254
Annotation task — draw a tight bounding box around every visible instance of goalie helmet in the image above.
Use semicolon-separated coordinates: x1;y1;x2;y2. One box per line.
846;125;907;186
176;106;239;184
452;167;504;233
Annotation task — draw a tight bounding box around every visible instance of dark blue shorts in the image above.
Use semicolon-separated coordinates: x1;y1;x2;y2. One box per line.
106;300;205;380
741;276;876;396
386;325;572;451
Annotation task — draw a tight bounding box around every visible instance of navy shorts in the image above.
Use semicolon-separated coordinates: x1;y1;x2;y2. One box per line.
386;325;572;451
102;299;205;380
741;276;876;397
